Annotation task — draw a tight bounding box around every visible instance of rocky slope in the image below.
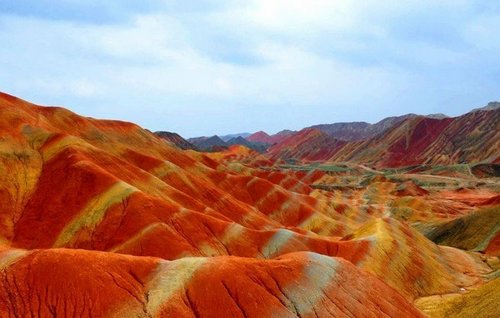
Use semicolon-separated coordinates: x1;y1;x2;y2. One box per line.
304;113;449;141
267;105;499;167
155;131;197;150
267;129;347;162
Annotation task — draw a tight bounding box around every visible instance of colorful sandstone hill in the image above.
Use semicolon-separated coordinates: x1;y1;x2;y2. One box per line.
0;91;499;317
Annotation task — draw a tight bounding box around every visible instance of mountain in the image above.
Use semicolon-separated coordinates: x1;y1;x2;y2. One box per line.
0;91;497;317
220;132;251;142
221;113;445;147
329;107;499;167
188;135;228;151
266;104;499;167
426;113;449;119
226;136;252;146
226;136;268;153
155;131;197;150
187;135;268;153
267;129;347;161
245;129;296;145
308;113;452;142
309;121;371;141
471;101;500;112
246;130;272;143
309;114;419;141
268;129;297;144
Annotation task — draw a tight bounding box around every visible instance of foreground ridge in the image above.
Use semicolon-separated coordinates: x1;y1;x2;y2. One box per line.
0;248;425;317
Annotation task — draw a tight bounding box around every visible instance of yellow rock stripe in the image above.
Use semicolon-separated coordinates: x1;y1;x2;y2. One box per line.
0;249;28;269
53;181;137;247
41;135;92;162
145;257;207;315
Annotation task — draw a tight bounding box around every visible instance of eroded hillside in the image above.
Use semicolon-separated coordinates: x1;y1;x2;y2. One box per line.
0;92;498;317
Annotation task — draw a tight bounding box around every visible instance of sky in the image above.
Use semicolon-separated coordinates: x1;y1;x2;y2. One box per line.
0;1;499;137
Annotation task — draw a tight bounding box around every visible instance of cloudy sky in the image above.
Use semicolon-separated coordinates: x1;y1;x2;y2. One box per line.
1;1;499;137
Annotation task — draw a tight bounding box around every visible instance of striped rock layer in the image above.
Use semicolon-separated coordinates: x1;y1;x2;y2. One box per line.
0;92;498;317
266;108;500;167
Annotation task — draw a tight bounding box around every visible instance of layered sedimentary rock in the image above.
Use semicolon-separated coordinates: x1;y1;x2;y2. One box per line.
0;92;498;317
266;106;499;167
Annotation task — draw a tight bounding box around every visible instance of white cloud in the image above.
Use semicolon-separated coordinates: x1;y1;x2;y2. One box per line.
0;1;498;137
244;0;355;32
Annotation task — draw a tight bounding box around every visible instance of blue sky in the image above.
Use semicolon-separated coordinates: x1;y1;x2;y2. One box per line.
1;0;499;137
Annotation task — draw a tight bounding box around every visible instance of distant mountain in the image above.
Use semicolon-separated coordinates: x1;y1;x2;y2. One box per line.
329;106;499;167
368;114;419;137
472;101;500;112
155;131;196;150
168;102;498;166
187;134;269;153
226;136;268;153
188;135;228;152
247;131;272;143
268;104;499;167
246;129;296;144
222;113;448;146
308;122;371;141
308;114;419;141
275;129;296;136
308;113;452;142
426;113;449;119
267;129;347;161
268;129;297;144
226;136;251;146
220;132;251;142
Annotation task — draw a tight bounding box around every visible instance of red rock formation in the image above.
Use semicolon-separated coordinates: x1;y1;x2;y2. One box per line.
267;129;347;162
0;248;426;317
0;91;497;317
265;108;499;167
247;131;273;143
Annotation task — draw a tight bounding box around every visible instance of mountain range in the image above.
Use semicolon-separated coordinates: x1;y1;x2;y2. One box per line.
182;134;269;153
0;91;498;317
168;102;499;168
269;105;499;167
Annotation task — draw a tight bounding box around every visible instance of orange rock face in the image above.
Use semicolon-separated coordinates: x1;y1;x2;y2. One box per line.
0;92;498;317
